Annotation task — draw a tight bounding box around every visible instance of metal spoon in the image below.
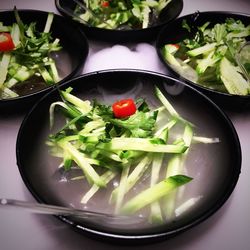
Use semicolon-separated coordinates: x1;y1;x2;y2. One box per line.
0;198;144;225
235;41;250;82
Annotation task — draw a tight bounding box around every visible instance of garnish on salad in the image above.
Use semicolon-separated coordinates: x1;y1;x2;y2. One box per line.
47;85;219;223
162;18;250;95
0;8;62;100
112;98;137;118
75;0;172;29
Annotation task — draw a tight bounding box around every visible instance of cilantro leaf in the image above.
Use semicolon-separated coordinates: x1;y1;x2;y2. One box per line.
110;110;158;138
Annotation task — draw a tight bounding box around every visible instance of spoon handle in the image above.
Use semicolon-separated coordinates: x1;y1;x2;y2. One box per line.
0;198;108;218
0;198;144;225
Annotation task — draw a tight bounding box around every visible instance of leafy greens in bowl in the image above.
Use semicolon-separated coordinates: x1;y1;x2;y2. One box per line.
55;0;183;42
156;11;250;109
16;70;241;243
0;9;88;113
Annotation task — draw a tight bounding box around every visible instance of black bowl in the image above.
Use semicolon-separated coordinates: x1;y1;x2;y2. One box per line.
16;69;241;243
55;0;183;43
156;11;250;110
0;9;89;113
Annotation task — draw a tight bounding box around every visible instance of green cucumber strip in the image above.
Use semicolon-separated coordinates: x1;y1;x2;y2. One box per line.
150;153;164;186
1;86;18;98
142;6;150;29
187;43;217;57
155;86;179;117
81;171;116;204
158;0;172;12
12;66;34;82
38;66;54;85
164;124;193;218
149;153;164;223
49;101;80;129
166;154;182;178
0;53;11;85
121;175;192;214
79;120;105;134
48;59;60;83
4;78;18;88
183;124;193;147
154;118;177;138
10;23;20;47
59;141;105;187
163;48;182;67
220;56;250;95
114;164;130;213
63;150;72;171
98;150;125;163
163;190;177;221
43;12;54;33
110;154;152;202
97;137;188;153
193;136;220;143
61;90;92;115
155;86;194;125
149;202;163;224
175;196;202;217
13;6;25;44
0;22;10;32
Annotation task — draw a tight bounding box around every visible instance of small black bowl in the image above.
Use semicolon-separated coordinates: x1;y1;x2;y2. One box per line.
0;9;89;113
156;11;250;110
16;69;241;243
55;0;183;43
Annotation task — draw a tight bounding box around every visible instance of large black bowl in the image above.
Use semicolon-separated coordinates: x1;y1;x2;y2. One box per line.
55;0;183;42
156;11;250;110
0;9;89;113
16;69;241;243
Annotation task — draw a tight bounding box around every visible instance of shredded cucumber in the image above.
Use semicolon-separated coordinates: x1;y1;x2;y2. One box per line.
0;8;62;99
76;0;172;30
47;85;219;224
162;18;250;95
121;175;193;214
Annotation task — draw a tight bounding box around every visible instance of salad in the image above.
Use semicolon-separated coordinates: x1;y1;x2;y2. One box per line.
75;0;172;29
162;18;250;95
0;8;62;100
47;85;218;223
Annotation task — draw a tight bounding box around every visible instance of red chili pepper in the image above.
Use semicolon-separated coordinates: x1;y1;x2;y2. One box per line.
112;99;137;118
171;44;180;49
0;33;15;52
101;1;109;7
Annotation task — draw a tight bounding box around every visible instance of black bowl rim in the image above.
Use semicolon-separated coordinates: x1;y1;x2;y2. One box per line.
55;0;184;34
0;9;89;105
16;69;242;242
156;11;250;100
